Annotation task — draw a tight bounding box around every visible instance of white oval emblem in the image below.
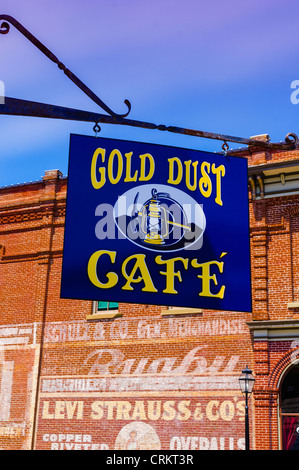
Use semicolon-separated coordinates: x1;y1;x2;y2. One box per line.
113;184;206;252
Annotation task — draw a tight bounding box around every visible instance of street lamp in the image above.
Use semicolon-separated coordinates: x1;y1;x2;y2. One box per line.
239;366;255;450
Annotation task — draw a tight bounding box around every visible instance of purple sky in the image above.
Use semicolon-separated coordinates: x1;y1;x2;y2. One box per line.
1;0;299;186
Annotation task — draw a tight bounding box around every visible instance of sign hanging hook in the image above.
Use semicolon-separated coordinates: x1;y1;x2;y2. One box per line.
222;140;229;156
93;122;101;138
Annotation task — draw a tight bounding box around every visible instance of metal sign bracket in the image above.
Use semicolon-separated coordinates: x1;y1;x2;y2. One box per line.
0;14;298;153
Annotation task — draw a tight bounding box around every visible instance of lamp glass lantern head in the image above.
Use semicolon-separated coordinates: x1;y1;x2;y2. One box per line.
239;366;255;395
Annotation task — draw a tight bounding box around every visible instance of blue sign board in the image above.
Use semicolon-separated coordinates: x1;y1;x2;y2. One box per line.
61;134;251;312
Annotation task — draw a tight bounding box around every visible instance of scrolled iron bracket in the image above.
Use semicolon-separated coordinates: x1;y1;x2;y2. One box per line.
0;15;298;152
0;14;131;118
285;132;298;146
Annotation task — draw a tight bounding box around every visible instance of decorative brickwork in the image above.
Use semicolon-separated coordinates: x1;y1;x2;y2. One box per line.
0;146;299;450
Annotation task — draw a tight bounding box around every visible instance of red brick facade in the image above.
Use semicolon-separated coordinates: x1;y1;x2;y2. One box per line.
0;145;299;450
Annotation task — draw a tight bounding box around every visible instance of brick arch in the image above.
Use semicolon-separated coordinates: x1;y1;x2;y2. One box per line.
268;347;299;390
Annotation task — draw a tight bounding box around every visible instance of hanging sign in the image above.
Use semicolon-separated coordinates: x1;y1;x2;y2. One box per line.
61;134;251;312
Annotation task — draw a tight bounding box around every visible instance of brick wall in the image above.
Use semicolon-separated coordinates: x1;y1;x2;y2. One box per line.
0;143;299;450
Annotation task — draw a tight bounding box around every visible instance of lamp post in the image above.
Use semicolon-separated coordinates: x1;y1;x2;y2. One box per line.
239;366;255;450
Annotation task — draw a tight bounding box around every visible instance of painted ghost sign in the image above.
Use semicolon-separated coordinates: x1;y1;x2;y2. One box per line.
36;316;249;451
61;135;251;311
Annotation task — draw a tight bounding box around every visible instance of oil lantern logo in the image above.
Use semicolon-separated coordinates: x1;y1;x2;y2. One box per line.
114;184;206;252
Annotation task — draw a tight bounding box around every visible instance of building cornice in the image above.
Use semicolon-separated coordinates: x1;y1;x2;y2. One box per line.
248;159;299;200
247;319;299;341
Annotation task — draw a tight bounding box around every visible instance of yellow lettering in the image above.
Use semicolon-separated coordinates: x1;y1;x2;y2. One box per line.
42;401;54;420
87;250;118;289
66;401;77;419
184;160;198;191
139;153;155;181
219;400;235;421
131;401;146;420
206;400;220;421
116;401;132;420
177;400;191;421
91;401;104;420
105;401;117;420
155;256;188;293
161;401;176;421
91;148;106;189
65;401;84;420
212;164;225;206
122;254;158;292
124;152;138;182
107;149;123;185
147;401;161;421
194;402;204;421
55;401;65;419
191;256;226;299
167;157;183;185
199;162;212;198
77;401;84;420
